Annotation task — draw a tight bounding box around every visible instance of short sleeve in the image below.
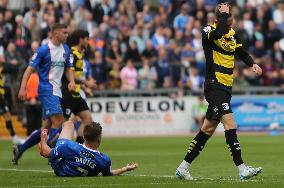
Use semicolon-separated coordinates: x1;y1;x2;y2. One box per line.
101;155;112;176
49;139;71;161
120;68;126;80
173;16;179;29
150;67;157;76
50;145;63;160
85;59;92;77
29;47;44;69
64;44;73;68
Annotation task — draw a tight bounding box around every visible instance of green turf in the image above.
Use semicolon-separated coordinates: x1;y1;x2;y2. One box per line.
0;135;283;188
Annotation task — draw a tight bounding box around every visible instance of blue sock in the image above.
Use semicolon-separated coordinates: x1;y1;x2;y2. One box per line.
47;128;57;145
18;128;41;154
75;121;81;131
54;127;62;135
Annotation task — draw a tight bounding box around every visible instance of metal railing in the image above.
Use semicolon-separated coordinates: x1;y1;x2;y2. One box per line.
92;87;284;97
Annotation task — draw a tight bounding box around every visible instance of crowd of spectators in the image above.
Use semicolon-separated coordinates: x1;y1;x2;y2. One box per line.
1;0;284;97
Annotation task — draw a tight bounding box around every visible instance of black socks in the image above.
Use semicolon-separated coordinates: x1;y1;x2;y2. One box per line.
6;120;15;136
183;129;244;167
225;129;244;166
184;130;211;164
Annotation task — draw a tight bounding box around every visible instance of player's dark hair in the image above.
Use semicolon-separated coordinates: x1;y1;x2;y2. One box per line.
66;29;89;47
51;23;67;32
83;122;102;143
215;2;232;21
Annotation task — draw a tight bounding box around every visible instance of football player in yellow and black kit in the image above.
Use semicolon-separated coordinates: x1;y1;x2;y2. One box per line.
176;2;263;181
0;63;24;144
61;30;96;144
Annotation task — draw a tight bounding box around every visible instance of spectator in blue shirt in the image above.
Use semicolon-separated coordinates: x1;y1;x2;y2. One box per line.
173;4;193;34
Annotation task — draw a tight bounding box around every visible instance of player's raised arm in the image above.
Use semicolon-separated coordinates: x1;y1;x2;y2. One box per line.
111;162;138;176
38;129;51;158
207;3;231;40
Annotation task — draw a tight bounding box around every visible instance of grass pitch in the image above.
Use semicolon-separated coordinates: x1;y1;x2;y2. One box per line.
0;135;283;188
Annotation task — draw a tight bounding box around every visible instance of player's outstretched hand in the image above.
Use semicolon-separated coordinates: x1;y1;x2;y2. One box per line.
68;81;76;92
112;162;138;175
252;64;262;76
18;88;27;101
125;162;138;171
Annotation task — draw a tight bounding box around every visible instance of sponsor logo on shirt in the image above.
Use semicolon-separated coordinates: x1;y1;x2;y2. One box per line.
203;26;211;33
51;61;65;67
46;110;50;115
69;54;74;65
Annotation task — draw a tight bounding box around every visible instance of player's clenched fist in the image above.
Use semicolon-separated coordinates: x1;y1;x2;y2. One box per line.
252;64;262;76
18;88;27;101
68;81;76;92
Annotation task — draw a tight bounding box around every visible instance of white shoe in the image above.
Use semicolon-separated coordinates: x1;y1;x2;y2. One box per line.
12;136;25;145
239;166;262;180
175;167;193;180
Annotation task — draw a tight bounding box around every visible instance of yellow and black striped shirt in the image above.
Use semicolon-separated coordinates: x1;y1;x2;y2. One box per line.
202;19;254;92
71;47;84;97
62;47;84;98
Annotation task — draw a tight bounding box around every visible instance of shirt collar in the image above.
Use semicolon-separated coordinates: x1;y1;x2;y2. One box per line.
81;144;100;154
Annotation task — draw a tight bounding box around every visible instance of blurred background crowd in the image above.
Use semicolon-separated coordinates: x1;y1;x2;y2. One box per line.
0;0;284;99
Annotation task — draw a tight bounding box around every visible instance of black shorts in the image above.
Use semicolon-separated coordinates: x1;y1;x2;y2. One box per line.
204;85;232;122
0;95;9;115
61;89;89;119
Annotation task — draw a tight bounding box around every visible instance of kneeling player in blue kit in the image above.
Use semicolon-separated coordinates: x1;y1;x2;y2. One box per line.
39;120;138;176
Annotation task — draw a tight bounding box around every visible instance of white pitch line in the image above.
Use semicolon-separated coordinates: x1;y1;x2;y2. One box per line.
0;182;198;188
0;181;246;188
0;183;188;188
125;174;257;182
125;174;175;178
0;168;259;182
0;168;53;173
